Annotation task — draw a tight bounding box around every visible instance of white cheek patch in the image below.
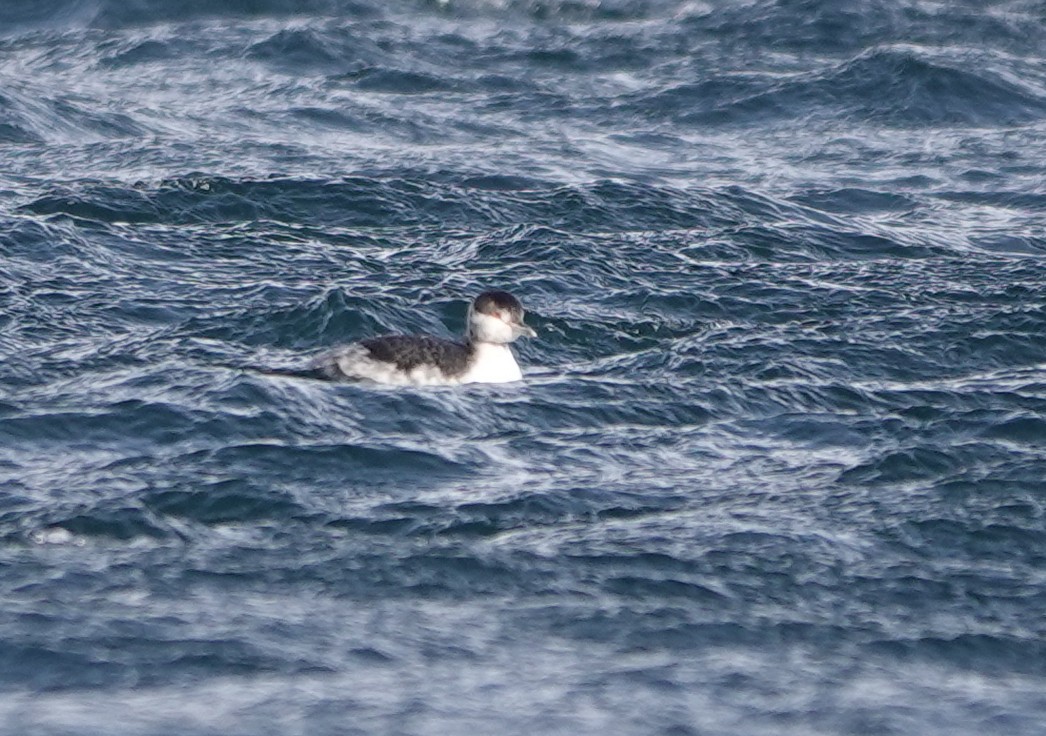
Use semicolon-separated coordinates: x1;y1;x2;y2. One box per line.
471;311;517;344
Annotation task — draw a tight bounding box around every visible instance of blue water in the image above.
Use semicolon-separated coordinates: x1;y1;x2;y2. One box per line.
2;1;1046;733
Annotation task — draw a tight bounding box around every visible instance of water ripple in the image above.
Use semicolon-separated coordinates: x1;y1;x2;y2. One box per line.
3;1;1046;734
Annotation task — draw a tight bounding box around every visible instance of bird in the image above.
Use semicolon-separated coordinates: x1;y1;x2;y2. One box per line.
313;290;537;385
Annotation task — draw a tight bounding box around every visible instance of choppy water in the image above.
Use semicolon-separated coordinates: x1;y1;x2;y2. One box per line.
3;1;1046;734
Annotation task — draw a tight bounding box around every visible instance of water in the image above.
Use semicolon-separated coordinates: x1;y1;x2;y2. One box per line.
2;1;1046;733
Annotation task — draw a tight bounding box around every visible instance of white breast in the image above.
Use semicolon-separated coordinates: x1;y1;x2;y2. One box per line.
459;342;523;384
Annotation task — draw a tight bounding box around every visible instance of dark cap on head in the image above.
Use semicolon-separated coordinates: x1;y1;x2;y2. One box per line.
473;290;524;318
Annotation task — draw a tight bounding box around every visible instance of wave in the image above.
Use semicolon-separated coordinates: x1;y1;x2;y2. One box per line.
639;46;1046;128
0;85;147;146
16;173;953;261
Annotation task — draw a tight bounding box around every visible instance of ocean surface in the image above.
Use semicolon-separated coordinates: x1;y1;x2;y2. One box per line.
2;1;1046;734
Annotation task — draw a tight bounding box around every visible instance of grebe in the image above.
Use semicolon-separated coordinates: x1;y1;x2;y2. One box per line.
314;290;536;386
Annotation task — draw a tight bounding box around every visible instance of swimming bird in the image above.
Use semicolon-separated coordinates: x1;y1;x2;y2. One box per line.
314;290;537;385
